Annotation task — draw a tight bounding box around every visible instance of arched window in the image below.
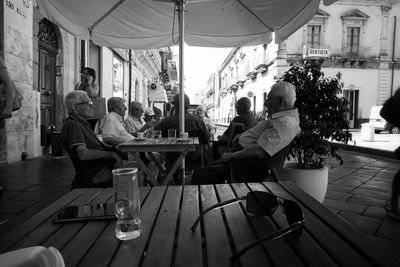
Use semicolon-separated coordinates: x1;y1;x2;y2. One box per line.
38;19;58;52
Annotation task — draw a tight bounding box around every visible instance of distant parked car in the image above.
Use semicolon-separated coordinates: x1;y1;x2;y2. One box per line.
369;105;399;134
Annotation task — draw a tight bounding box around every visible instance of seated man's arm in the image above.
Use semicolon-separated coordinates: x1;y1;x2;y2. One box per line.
75;144;123;167
139;120;155;132
221;145;266;161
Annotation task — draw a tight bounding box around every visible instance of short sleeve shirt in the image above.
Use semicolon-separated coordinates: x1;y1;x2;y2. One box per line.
99;111;134;143
124;115;145;134
239;109;301;156
61;113;103;151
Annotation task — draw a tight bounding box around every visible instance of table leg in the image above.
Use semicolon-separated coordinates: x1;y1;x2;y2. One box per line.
147;152;167;177
130;153;160;186
161;152;188;186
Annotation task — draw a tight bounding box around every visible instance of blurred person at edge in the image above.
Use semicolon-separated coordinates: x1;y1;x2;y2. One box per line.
383;87;400;221
0;57;17;192
0;57;16;119
75;67;99;99
61;91;122;188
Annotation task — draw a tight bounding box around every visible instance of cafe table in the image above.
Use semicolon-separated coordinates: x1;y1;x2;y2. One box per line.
117;137;199;186
1;182;399;267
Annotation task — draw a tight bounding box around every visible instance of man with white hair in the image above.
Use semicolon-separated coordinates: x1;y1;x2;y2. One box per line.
98;97;134;145
61;91;122;188
125;101;155;136
192;81;301;184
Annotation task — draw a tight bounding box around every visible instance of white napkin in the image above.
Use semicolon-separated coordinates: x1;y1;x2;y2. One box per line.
0;246;65;267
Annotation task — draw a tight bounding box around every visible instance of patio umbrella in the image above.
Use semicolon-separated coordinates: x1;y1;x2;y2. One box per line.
37;0;336;135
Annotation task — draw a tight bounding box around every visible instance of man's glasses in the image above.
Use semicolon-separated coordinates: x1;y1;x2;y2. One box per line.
190;191;305;262
75;101;93;108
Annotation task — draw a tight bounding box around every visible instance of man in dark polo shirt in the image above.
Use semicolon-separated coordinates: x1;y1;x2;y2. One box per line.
61;91;122;189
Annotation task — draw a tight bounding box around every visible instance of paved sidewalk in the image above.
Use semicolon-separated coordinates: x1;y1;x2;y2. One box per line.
0;145;400;259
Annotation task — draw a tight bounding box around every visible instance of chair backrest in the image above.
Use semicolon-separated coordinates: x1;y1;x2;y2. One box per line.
54;131;114;189
53;132;80;172
263;143;291;172
226;122;246;152
185;130;206;170
229;142;292;183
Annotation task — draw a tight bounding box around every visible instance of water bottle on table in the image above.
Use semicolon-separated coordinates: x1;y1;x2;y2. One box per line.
112;168;141;240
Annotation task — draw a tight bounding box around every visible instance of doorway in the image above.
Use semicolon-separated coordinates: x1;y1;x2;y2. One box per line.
37;19;58;145
343;89;359;128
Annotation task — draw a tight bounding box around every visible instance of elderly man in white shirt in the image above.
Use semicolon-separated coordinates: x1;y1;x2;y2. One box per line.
191;81;301;184
98;97;134;145
125;101;154;137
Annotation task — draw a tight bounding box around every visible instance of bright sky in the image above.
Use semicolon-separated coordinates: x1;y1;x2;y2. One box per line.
172;45;232;102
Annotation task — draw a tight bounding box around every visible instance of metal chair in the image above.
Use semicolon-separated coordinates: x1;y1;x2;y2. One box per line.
53;132;114;189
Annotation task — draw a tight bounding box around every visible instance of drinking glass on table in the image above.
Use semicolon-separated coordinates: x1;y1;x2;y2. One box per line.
168;129;176;140
112;168;141;240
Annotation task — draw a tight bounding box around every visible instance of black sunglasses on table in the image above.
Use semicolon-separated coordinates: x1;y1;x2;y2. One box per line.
190;191;305;262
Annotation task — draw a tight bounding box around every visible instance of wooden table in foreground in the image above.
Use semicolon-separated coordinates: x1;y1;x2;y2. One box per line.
117;137;199;185
1;182;399;267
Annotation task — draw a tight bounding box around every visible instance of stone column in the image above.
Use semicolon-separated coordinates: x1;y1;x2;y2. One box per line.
276;40;288;77
380;5;392;59
378;4;392;104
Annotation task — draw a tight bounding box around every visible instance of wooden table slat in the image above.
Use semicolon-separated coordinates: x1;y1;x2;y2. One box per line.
88;188;114;204
2;183;399;267
261;182;373;267
255;183;344;267
174;186;203;267
118;137;199;185
61;221;109;267
118;137;198;153
232;183;304;267
0;188;87;253
42;223;85;251
277;181;400;267
215;184;270;267
141;186;183;267
200;185;233;267
68;188;104;205
78;187;151;266
111;186;167;267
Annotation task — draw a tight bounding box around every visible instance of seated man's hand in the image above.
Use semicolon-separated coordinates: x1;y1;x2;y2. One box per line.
110;152;123;168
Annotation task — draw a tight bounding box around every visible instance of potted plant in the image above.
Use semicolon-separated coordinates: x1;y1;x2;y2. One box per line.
277;59;352;202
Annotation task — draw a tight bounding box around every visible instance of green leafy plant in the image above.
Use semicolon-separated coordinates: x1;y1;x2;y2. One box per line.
278;59;352;169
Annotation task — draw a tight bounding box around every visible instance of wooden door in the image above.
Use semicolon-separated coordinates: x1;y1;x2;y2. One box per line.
343;89;359;128
39;47;56;127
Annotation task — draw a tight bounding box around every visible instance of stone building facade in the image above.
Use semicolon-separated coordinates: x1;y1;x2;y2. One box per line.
206;0;400;128
1;1;174;163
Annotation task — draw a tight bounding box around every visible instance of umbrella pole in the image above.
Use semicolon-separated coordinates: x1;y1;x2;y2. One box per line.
178;0;185;185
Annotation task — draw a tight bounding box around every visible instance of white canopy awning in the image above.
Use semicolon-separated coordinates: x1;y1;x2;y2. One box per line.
37;0;337;49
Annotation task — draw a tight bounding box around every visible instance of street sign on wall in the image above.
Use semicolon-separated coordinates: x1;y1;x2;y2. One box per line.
307;48;330;58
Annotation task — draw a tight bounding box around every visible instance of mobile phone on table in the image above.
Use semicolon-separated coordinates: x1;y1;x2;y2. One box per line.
52;203;116;223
